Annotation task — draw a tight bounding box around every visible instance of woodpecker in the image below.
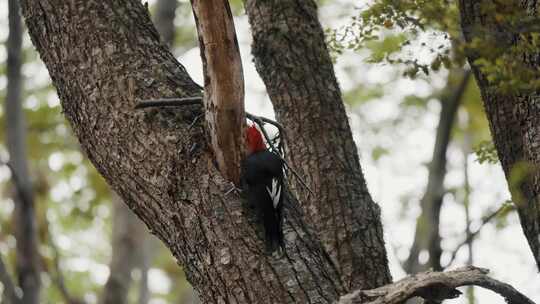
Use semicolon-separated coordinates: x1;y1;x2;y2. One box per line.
243;124;285;253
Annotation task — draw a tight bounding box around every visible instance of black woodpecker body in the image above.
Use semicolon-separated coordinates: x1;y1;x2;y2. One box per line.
243;125;285;253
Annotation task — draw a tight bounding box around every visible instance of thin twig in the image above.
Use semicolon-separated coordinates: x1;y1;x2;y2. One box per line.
339;266;535;304
443;204;514;268
134;97;203;109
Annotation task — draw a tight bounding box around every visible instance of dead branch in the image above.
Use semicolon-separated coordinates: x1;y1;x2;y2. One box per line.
133;97;203;109
191;0;245;185
338;266;534;304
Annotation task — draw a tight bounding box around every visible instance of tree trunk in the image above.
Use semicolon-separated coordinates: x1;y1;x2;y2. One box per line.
244;0;392;290
19;1;347;302
6;0;41;302
458;0;540;270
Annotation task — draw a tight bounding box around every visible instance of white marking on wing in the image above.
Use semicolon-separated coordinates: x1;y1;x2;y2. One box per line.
266;178;281;209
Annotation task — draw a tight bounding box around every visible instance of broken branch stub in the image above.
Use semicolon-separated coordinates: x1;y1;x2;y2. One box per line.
191;0;245;185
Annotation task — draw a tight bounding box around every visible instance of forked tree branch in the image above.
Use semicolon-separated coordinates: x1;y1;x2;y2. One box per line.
338;266;534;304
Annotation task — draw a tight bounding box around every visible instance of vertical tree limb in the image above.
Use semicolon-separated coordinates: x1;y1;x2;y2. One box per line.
244;0;392;290
191;0;245;185
458;0;540;270
404;69;471;274
5;0;41;302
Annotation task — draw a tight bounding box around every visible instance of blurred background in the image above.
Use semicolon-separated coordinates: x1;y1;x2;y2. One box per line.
0;0;538;303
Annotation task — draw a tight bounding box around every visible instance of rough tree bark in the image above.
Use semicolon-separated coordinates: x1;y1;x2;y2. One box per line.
5;0;41;303
20;1;343;303
458;0;540;270
245;0;392;290
404;69;471;274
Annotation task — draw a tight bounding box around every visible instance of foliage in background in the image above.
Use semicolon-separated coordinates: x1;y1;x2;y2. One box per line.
327;1;520;284
327;0;499;164
473;141;498;165
326;0;463;77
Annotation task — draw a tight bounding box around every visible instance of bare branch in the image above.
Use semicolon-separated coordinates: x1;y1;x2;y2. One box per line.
338;266;535;304
191;0;245;185
444;203;514;268
134;97;203;109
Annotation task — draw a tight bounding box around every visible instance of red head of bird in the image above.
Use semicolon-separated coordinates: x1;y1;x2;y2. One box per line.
246;125;266;155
